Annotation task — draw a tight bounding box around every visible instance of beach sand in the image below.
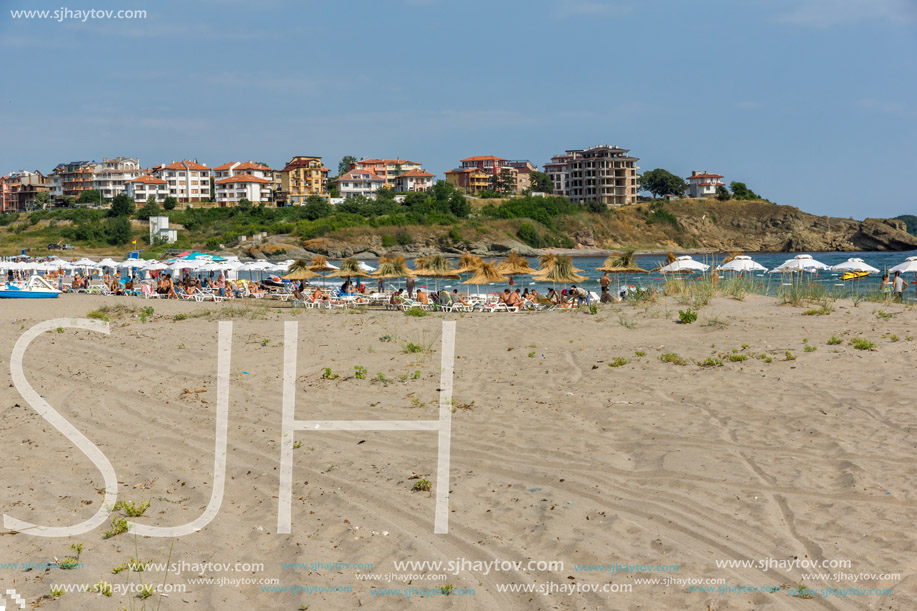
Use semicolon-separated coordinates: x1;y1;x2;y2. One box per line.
0;294;914;610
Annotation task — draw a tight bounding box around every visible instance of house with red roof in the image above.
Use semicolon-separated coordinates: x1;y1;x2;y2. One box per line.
335;168;386;199
349;159;423;188
686;170;725;198
125;174;169;204
393;169;435;193
152;160;212;204
445;155;518;194
213;161;274;206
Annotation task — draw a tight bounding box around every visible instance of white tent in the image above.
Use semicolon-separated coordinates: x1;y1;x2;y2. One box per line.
889;256;917;275
658;256;709;273
716;255;767;272
830;258;880;274
769;254;829;273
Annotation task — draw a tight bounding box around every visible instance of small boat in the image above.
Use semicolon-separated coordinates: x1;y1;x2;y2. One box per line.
0;275;61;299
840;271;870;281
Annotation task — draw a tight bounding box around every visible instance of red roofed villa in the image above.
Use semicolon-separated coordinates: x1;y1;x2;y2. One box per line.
686;170;725;198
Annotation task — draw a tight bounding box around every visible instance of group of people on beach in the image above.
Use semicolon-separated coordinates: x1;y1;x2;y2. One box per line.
880;271;909;302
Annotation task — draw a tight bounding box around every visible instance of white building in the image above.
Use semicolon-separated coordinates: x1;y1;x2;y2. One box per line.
92;157;143;200
126;175;169;203
213;161;273;206
149;216;177;244
334;168;386;198
153;160;211;203
543;153;573;196
393;169;435;193
686;171;725;198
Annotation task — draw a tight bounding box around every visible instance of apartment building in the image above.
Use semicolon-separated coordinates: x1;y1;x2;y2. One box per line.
279;156;328;204
92;157;143;200
0;171;50;212
349;159;423;188
445;155;524;194
543;153;573;195
503;160;537;193
334;167;385;198
685;171;725;198
152;160;212;203
125;175;169;204
393;169;435;193
49;160;95;199
544;145;639;207
213;161;273;206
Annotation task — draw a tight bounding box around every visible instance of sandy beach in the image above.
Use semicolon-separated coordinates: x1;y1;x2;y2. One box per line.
0;293;914;610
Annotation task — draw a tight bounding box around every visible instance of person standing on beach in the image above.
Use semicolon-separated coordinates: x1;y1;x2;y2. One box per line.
600;272;611;303
893;271;908;302
405;275;415;299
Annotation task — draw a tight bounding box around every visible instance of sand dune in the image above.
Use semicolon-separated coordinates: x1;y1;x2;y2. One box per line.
0;294;914;610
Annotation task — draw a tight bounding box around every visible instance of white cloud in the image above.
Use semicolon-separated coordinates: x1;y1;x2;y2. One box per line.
552;0;632;19
775;0;917;27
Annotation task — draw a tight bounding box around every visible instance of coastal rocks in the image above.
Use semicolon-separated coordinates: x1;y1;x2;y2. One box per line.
572;229;596;248
851;218;917;251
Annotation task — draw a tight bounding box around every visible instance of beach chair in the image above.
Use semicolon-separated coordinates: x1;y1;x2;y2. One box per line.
139;285;161;299
87;282;111;296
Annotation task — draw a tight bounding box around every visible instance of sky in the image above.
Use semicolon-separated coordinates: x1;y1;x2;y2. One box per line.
0;0;915;218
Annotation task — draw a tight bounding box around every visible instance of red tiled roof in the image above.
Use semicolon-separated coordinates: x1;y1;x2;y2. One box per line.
461;155;506;162
128;175;167;185
355;158;421;166
281;159;323;172
396;169;434;178
335;169;385;182
215;174;270;185
216;161;270;171
163;160;209;171
687;173;723;180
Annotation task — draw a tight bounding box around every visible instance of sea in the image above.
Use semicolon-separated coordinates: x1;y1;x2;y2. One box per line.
259;251;917;299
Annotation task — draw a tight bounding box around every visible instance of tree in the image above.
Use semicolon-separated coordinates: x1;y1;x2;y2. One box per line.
163;196;177;211
237;197;253;210
329;186;340;198
338;156;357;177
77;189;103;205
108;194;135;217
640;169;686;199
302;195;332;220
105;216;132;245
729;181;760;200
210;177;215;201
715;185;731;201
136;196;161;220
33;191;51;209
530;171;553;194
491;169;517;195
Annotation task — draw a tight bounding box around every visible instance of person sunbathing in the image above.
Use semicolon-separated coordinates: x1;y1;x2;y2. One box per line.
451;289;471;307
506;290;523;308
390;288;404;306
417;289;429;305
312;287;329;302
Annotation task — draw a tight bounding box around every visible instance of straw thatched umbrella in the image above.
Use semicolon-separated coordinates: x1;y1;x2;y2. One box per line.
413;254;458;293
533;254;587;292
596;249;647;294
306;255;337;287
283;268;318;279
455;253;484;274
462;261;507;299
331;257;371;278
372;256;414;291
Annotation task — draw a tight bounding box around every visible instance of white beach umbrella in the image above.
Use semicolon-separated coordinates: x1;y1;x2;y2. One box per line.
72;258;96;266
144;262;169;271
170;259;203;272
95;258;120;268
658;255;709;273
889;256;917;275
716;255;767;272
830;258;880;274
769;254;829;273
358;261;376;272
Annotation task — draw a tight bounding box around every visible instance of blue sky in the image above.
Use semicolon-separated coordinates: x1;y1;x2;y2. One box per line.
1;0;915;217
